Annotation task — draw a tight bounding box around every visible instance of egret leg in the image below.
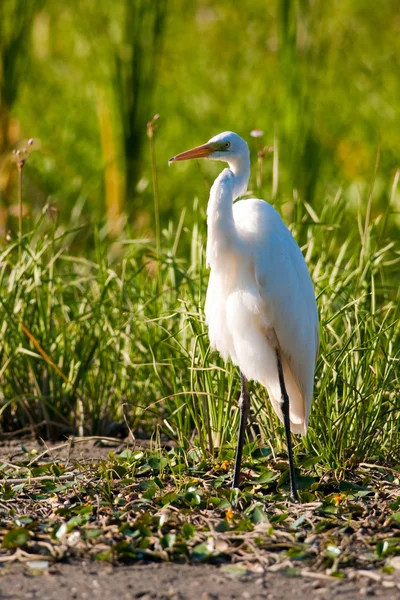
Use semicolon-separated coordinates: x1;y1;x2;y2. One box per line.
232;372;250;488
276;350;298;502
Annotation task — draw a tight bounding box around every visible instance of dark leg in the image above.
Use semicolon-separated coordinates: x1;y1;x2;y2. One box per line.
276;350;298;501
232;372;250;488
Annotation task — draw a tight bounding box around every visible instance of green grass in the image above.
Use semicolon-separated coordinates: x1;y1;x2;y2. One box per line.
0;166;399;474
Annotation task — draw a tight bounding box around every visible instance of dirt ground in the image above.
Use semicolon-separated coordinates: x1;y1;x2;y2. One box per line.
0;436;136;462
1;561;400;600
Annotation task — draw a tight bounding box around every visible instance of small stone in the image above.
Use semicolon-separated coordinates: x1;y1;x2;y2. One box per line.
382;580;395;588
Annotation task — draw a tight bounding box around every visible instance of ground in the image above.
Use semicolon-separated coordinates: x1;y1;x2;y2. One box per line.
2;561;400;600
1;438;400;599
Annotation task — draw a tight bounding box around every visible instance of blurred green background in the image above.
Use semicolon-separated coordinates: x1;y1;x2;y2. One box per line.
0;0;399;241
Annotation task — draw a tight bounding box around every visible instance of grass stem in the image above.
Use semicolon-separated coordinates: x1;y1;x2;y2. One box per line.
17;162;23;260
148;115;161;253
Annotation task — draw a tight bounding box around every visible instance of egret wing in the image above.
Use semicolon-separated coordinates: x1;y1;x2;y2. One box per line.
234;199;319;432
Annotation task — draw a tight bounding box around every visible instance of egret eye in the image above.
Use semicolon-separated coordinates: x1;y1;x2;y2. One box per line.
224;142;231;149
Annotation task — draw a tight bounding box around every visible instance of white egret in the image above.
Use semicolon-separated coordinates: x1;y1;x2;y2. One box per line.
169;132;319;501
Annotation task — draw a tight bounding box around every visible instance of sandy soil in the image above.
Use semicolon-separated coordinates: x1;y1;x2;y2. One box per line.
1;561;400;600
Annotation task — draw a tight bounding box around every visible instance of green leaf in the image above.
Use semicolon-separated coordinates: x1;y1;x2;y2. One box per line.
277;469;295;490
114;541;137;559
296;475;317;490
30;464;54;477
171;463;186;473
2;527;30;549
136;464;152;475
208;496;222;506
286;548;310;561
184;491;201;506
1;485;16;500
319;501;339;516
289;515;306;530
75;505;93;515
182;523;195;539
53;523;67;540
376;537;400;558
15;516;33;525
83;529;102;539
391;512;400;526
299;456;320;468
67;515;84;530
211;477;226;489
251;506;268;524
161;491;178;506
139;538;150;550
154;476;164;489
325;545;341;559
142;487;157;500
251;447;272;460
192;542;212;560
119;449;144;461
217;498;231;510
339;481;374;496
315;519;338;533
118;449;134;459
147;457;168;472
270;513;288;524
251;471;278;485
139;479;157;490
345;502;364;517
298;491;315;503
161;533;176;549
187;448;203;463
235;518;254;533
389;498;400;511
331;570;345;579
119;524;139;538
215;520;231;533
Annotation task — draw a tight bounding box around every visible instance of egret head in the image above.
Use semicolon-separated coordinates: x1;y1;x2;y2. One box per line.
169;131;249;166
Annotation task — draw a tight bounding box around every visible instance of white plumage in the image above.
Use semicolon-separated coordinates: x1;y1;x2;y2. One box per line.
205;195;318;434
170;131;319;498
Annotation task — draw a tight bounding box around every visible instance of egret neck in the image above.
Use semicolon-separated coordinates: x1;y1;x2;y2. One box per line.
168;131;250;266
206;150;250;267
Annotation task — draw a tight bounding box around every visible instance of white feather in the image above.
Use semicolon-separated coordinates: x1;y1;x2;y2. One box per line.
202;134;319;435
172;131;319;437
